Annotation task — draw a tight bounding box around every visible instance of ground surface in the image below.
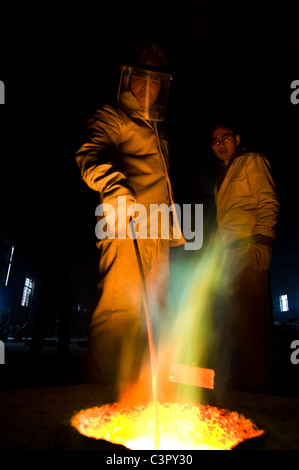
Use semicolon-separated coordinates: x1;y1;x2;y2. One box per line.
0;341;298;451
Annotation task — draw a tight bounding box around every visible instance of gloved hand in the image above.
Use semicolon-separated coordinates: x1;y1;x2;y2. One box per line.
251;242;273;271
253;233;273;247
251;233;274;271
95;194;137;240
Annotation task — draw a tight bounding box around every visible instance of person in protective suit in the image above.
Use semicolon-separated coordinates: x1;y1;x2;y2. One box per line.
75;39;184;394
210;124;279;393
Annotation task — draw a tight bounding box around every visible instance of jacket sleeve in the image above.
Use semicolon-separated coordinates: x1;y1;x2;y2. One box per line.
248;154;279;239
75;105;136;205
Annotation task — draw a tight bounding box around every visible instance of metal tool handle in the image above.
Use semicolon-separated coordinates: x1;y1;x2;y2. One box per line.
129;216;160;449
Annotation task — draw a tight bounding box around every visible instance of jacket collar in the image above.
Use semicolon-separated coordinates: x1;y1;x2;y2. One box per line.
215;147;245;190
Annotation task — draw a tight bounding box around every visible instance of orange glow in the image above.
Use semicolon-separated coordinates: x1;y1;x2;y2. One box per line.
71;236;266;450
71;401;264;450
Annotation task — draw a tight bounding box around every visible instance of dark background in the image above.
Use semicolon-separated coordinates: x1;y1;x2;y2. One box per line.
0;0;298;391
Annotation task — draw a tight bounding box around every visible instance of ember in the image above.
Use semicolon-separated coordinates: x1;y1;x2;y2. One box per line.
71;401;264;450
71;235;265;451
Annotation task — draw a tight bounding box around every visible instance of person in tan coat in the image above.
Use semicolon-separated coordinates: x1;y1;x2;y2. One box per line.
210;124;279;392
75;40;184;392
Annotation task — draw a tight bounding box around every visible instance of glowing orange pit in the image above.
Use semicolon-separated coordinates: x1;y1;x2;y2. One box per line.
71;402;264;450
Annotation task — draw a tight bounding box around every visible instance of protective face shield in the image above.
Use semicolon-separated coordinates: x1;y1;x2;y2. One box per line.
117;65;172;121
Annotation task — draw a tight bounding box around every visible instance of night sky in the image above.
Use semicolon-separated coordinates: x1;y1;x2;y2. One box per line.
1;1;299;316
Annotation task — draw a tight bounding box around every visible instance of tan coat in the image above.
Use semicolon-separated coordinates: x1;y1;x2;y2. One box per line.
214;151;279;245
75;98;183;385
76;102;183;244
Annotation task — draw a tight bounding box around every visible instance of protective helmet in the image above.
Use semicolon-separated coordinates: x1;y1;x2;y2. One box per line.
117;40;172;121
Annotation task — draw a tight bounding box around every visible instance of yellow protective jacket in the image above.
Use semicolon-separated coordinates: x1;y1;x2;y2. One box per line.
75;96;183;245
214;151;279;246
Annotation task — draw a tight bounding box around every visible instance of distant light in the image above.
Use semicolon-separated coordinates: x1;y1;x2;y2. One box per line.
279;294;289;312
21;277;34;307
5;245;14;286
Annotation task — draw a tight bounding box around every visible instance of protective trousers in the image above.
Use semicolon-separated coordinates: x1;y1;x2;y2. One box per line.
215;242;274;392
88;238;169;390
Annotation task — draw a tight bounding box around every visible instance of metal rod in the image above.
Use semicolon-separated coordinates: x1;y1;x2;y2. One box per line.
129;217;160;450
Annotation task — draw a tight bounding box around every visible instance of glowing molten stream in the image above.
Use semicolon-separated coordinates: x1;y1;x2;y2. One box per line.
71;402;264;450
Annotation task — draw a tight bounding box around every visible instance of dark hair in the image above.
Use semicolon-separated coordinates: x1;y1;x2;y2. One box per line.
210;122;241;137
124;38;169;73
